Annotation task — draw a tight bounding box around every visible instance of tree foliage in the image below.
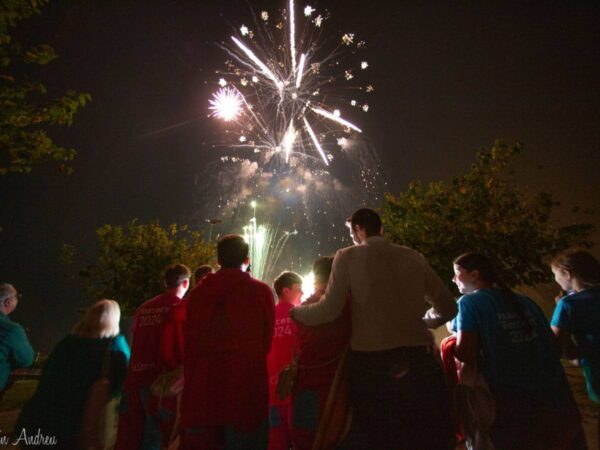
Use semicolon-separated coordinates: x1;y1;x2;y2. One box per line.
62;220;216;315
381;141;595;290
1;0;91;175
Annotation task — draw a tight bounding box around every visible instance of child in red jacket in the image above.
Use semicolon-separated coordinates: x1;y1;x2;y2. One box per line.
267;271;303;450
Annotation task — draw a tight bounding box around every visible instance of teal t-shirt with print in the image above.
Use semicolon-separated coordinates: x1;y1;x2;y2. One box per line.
455;288;564;391
551;287;600;403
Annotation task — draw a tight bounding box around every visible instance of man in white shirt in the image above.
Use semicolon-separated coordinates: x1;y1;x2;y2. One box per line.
290;208;457;450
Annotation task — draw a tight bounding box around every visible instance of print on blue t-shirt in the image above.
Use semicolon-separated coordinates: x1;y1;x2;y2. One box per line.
455;288;563;391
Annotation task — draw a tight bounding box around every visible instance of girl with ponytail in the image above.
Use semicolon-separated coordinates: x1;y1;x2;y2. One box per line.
551;249;600;444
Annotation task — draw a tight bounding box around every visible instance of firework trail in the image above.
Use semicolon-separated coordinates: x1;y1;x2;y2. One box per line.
195;1;387;276
209;0;372;167
243;201;298;283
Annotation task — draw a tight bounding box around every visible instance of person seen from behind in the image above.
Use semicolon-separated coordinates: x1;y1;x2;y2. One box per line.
181;234;275;450
17;299;129;448
0;283;34;392
193;265;214;287
114;264;191;450
551;249;600;444
290;256;351;450
290;208;457;450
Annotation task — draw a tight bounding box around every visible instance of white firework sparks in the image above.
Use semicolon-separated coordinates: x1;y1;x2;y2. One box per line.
243;203;297;282
208;87;243;121
209;0;372;167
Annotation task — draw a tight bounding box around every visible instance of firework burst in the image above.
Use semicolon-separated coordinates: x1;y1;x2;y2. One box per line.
209;0;372;167
209;87;244;121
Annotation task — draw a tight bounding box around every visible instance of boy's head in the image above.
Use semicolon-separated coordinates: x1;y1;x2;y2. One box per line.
273;271;303;305
217;235;249;269
164;264;191;290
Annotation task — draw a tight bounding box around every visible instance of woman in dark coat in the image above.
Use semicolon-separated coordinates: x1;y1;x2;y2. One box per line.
16;299;130;449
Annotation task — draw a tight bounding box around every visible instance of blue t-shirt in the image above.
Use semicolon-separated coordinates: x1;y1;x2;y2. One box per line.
455;288;564;391
551;287;600;403
0;313;35;390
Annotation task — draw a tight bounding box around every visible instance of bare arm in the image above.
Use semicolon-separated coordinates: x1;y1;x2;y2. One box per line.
422;261;458;328
551;325;580;366
455;330;479;365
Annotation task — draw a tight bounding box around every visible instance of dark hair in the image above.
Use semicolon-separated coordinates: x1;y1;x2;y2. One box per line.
312;256;334;284
453;253;502;287
347;208;382;237
551;249;600;289
454;252;532;332
194;265;214;283
164;264;191;289
217;235;249;269
273;271;303;297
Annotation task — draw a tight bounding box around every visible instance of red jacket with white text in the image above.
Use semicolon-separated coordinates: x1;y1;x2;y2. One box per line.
267;301;299;406
124;292;184;387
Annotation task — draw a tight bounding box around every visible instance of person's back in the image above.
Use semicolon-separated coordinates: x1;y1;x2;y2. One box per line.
291;257;352;450
17;299;129;447
551;249;600;447
115;264;190;450
339;239;450;350
126;292;183;384
181;234;275;450
0;283;34;391
456;288;564;391
17;334;129;442
554;287;600;395
291;209;457;450
556;288;600;357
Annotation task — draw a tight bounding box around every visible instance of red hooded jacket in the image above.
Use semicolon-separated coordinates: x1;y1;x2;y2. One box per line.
182;269;275;431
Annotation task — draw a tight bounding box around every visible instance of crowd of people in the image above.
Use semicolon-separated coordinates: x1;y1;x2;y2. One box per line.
1;207;599;450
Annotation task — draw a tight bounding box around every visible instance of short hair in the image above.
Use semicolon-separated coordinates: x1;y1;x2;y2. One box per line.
312;256;334;284
194;265;214;283
0;283;16;304
552;249;600;289
164;264;191;289
273;271;303;297
217;235;249;269
347;208;382;237
72;299;121;339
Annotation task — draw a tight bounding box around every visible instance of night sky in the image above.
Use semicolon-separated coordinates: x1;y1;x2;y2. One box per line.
0;0;598;351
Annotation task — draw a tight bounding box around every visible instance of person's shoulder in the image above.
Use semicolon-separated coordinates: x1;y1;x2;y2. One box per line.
556;290;600;315
1;318;26;336
112;333;128;346
390;244;423;257
458;290;490;307
247;276;273;295
514;292;538;306
570;287;600;303
111;334;130;352
336;244;358;257
134;294;162;314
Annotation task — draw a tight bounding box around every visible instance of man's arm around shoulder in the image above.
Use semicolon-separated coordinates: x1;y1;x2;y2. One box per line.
422;259;457;328
291;249;350;326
